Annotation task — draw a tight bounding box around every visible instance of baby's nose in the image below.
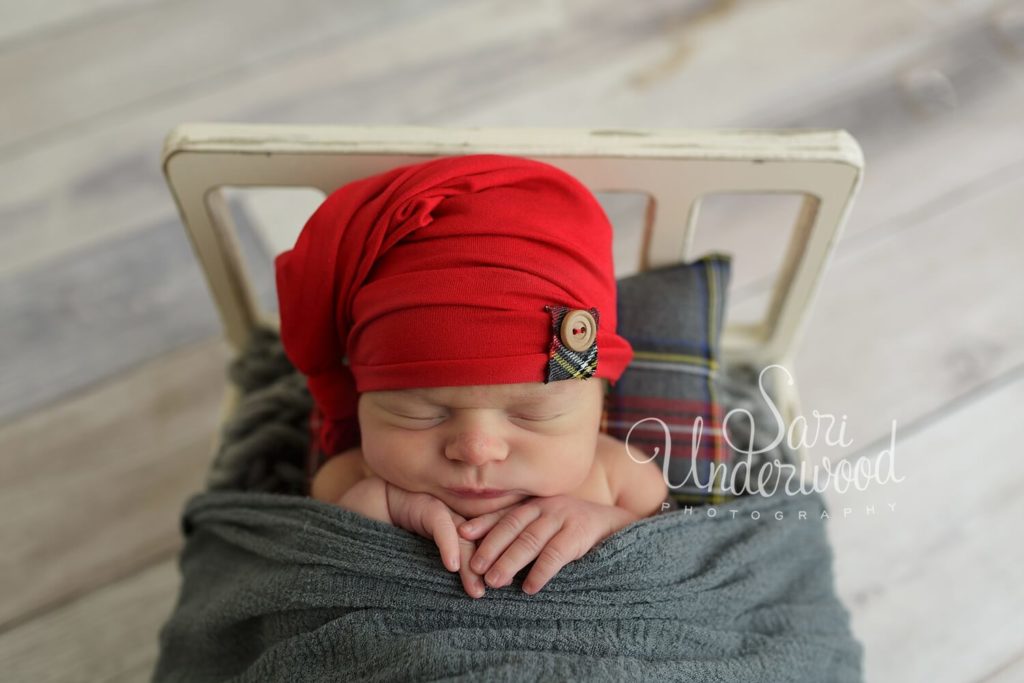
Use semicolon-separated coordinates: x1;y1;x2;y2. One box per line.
444;430;509;466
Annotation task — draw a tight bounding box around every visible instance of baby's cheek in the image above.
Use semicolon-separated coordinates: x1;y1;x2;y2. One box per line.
361;438;432;489
532;446;595;495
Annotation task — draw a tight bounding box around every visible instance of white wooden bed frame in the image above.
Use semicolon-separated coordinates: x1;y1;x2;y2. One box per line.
161;123;864;463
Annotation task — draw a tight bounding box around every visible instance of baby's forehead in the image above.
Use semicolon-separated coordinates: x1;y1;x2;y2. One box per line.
379;381;590;407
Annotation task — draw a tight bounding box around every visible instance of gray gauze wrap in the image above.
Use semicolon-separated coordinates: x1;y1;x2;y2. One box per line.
153;325;863;682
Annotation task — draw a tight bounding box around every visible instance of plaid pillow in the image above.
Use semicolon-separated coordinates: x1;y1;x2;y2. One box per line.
600;254;735;505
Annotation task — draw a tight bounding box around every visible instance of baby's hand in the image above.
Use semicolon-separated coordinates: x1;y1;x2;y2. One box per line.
457;496;639;595
382;482;488;599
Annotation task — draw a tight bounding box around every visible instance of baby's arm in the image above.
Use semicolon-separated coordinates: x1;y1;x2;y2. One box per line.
310;447;378;509
310;449;487;597
336;474;393;525
602;433;669;518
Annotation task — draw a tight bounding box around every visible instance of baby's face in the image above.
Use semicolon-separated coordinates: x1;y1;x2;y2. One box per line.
357;378;607;518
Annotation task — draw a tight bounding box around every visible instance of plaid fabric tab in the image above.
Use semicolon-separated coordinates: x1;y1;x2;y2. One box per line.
544;305;599;382
600;255;736;505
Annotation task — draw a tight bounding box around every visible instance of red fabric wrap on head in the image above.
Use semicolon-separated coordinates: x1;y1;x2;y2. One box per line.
274;154;634;456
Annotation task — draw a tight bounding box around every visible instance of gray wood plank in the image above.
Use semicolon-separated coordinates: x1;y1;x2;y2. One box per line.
0;559;178;683
0;0;1013;279
0;0;162;46
0;0;693;277
0;338;225;629
823;370;1024;682
979;650;1024;682
690;3;1024;300
728;163;1024;458
0;0;433;152
0;200;271;423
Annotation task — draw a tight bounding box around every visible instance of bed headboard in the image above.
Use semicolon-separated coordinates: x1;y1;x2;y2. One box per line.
161;124;863;369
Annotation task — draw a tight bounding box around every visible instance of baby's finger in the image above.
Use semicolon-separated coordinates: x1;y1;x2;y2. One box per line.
522;526;586;595
470;504;543;576
458;538;486;599
458;510;504;540
483;516;561;589
422;503;461;572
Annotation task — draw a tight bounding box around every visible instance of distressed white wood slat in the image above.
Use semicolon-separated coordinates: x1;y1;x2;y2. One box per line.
823;371;1024;682
161;124;862;368
0;559;178;683
0;338;225;628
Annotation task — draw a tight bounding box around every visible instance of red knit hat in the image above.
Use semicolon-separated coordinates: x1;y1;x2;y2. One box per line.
275;153;634;455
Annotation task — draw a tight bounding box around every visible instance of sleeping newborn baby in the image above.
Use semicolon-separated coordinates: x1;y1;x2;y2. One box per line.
311;378;666;599
275;154;667;600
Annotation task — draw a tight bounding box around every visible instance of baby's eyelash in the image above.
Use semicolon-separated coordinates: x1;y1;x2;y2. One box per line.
391;411;564;422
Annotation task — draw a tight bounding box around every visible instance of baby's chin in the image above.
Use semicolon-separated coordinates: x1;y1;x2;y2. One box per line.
441;491;531;519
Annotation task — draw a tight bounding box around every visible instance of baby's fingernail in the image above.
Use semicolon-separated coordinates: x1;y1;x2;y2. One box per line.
461;521;475;530
471;558;486;572
446;555;458;571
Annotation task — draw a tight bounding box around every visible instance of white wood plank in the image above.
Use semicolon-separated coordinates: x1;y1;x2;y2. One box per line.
0;0;1015;280
443;0;1007;128
979;650;1024;682
0;0;440;151
728;164;1024;458
0;338;226;628
678;1;1024;300
823;371;1024;682
0;0;583;154
0;0;162;46
0;204;273;422
0;559;178;683
0;0;587;278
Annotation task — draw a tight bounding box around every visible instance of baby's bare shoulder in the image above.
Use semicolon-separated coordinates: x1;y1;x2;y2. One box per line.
597;433;668;517
310;446;371;504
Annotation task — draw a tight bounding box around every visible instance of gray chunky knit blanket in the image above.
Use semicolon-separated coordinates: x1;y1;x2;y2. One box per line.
152;327;863;682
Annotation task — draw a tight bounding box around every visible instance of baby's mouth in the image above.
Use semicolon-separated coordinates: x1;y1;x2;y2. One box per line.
444;487;511;499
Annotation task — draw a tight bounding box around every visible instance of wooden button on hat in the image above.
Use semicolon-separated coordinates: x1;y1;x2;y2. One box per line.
560;309;597;352
544;305;600;382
